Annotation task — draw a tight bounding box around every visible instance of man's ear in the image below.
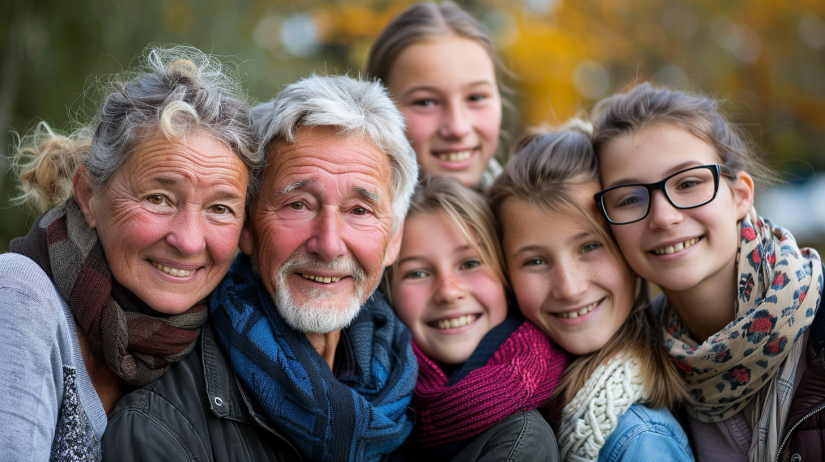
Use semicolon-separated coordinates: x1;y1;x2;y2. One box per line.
239;221;255;255
72;166;98;229
731;171;755;220
383;219;405;267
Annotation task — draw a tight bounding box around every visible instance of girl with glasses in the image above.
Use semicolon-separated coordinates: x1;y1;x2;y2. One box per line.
490;121;693;462
592;83;824;462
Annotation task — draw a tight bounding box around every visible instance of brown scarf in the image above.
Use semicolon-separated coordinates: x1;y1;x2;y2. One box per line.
9;198;208;386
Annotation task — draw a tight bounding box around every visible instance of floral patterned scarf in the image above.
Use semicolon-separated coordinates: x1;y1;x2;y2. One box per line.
662;208;822;461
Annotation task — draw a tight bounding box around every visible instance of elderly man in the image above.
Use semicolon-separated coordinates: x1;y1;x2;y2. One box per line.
102;75;419;462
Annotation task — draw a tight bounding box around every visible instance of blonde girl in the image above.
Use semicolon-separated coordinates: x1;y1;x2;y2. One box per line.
367;2;505;188
489;121;693;461
385;176;568;461
591;83;824;462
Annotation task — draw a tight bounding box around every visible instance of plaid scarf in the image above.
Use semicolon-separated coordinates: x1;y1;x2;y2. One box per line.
209;254;417;462
9;198;208;386
411;320;568;454
662;208;822;461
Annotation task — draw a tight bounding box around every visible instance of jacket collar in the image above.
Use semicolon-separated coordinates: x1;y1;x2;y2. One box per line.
201;323;256;424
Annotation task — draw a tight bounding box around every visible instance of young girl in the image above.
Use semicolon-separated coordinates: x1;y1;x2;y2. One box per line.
489;121;694;461
367;2;504;189
386;175;568;461
591;83;824;462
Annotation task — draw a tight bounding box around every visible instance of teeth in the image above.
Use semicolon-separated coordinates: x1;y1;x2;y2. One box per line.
433;314;477;330
556;300;599;319
152;262;194;277
654;238;698;255
301;273;342;284
436;150;472;162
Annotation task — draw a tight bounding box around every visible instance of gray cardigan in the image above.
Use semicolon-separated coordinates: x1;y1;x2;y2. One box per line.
0;253;106;461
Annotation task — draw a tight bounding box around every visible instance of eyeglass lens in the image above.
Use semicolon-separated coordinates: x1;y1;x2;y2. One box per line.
601;167;717;223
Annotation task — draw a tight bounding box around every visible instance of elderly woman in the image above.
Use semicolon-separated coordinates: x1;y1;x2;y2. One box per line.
0;45;260;460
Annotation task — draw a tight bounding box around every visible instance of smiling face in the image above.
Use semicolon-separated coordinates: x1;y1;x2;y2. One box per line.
241;126;399;333
598;123;753;296
77;131;249;314
392;211;507;365
501;183;635;356
386;34;501;187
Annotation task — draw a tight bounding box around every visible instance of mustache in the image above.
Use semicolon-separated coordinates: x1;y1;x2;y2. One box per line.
279;253;367;284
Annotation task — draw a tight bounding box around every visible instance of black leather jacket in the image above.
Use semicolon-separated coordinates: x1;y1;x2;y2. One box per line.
101;324;304;462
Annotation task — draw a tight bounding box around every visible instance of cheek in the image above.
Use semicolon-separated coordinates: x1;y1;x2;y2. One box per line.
392;283;428;328
510;271;543;319
474;106;501;147
101;210;166;256
470;273;507;320
349;228;391;273
205;224;243;265
609;224;643;258
402;111;437;150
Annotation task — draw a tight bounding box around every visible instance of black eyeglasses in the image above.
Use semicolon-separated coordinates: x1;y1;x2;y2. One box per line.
594;164;730;225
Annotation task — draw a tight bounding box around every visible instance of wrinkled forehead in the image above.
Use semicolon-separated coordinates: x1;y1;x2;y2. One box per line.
254;126;392;200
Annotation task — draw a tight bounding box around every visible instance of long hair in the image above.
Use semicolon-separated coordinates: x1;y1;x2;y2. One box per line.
488;120;685;409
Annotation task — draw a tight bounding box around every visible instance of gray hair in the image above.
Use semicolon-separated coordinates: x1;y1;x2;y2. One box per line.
252;74;418;231
13;45;261;212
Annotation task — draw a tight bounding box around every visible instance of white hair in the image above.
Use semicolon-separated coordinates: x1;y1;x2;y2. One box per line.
272;252;370;333
251;74;418;231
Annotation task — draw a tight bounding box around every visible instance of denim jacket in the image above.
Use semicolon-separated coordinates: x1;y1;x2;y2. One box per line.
597;404;695;462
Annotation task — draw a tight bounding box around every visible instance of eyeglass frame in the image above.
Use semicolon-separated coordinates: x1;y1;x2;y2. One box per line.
594;164;733;225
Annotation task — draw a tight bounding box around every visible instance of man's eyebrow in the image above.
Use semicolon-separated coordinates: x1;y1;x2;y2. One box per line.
275;179;315;196
355;187;381;205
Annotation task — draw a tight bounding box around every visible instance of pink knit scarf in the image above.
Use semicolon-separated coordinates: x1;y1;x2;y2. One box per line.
411;321;568;453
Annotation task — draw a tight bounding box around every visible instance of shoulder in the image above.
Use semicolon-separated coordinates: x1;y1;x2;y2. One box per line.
103;345;210;461
452;410;559;462
0;253;64;315
600;404;694;462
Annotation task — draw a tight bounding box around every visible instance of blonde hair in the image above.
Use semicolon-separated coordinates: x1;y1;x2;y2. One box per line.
383;175;507;303
488;121;685;409
11;45;261;214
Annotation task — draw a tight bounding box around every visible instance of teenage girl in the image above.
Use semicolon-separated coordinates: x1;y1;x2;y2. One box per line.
489;121;695;461
385;175;568;461
367;2;504;188
591;83;824;462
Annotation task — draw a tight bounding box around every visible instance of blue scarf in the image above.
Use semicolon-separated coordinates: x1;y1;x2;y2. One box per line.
210;254;417;461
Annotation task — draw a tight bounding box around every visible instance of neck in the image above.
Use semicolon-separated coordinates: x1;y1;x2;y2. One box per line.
662;257;739;343
75;323;123;414
306;330;341;371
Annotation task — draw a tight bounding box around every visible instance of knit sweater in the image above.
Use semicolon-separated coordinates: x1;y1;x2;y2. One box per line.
0;253;106;461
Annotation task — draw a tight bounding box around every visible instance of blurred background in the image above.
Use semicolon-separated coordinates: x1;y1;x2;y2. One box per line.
1;0;824;254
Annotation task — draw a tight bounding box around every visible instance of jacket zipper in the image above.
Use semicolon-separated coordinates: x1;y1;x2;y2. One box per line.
235;374;305;461
775;401;825;461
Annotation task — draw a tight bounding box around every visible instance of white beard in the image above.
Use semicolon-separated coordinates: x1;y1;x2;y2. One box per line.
272;252;374;333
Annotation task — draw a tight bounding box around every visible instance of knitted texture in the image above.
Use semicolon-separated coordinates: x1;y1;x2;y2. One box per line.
662;208;823;461
209;254;417;462
9;198;207;386
557;354;645;461
411;321;568;454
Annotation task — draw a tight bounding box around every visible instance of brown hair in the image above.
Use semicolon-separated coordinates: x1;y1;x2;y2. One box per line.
383;175;507;303
488;120;685;409
366;2;507;93
591;82;777;189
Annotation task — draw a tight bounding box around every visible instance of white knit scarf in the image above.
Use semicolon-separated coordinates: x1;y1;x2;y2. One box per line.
557;354;646;461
